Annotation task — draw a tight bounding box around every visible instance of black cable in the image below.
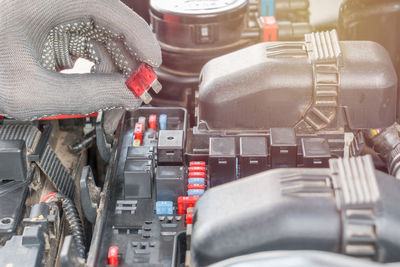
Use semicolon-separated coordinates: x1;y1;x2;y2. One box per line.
69;131;96;154
56;193;86;259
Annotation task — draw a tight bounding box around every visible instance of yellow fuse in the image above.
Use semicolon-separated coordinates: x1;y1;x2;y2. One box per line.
133;139;142;147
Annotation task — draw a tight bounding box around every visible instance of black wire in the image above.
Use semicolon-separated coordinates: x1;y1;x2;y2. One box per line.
56;193;86;259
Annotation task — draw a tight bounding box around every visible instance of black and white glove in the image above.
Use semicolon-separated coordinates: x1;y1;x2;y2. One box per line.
0;0;161;121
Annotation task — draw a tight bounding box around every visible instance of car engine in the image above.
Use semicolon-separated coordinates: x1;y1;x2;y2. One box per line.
1;0;400;266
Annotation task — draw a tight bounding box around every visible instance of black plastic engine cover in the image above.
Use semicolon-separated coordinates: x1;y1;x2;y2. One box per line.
190;156;400;266
198;38;397;131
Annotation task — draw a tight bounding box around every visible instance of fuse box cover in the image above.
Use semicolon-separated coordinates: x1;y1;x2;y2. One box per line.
198;41;397;131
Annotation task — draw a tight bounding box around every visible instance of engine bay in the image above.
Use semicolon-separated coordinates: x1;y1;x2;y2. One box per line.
1;0;400;266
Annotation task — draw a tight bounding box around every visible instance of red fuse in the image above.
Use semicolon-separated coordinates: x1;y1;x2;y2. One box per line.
190;161;206;167
107;246;120;266
125;63;162;104
260;16;278;42
188;183;205;190
189;166;206;173
134;123;144;144
177;195;200;215
149;114;157;130
186;212;194;225
188;172;205;178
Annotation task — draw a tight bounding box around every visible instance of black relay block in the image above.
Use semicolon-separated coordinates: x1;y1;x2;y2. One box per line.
239;137;268;177
209;137;236;187
270;128;297;168
156;166;185;203
124;159;153;199
302;138;331;168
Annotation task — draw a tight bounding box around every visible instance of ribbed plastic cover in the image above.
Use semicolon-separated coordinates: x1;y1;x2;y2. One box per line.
330;156;380;207
191;156;400;265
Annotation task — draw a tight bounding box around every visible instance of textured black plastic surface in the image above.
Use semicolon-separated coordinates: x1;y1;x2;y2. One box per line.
0;140;27;181
191;156;400;266
0;184;29;240
88;108;188;267
198;41;397;131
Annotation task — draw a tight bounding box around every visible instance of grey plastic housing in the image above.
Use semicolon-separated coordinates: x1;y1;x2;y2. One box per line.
190;161;400;266
198;41;397;131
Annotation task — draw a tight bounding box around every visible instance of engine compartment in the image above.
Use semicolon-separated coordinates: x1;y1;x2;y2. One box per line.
1;0;400;266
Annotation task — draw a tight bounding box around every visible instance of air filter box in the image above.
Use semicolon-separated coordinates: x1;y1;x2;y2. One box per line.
198;31;397;132
150;0;249;75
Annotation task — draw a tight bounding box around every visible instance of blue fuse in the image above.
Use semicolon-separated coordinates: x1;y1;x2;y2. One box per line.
261;0;275;16
188;189;205;196
156;201;174;215
159;114;168;130
188;178;205;185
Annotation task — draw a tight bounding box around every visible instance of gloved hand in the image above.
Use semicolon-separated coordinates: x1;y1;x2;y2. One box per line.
0;0;161;121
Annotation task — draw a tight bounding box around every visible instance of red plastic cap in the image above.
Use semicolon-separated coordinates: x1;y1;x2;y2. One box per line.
189;161;206;167
108;246;119;266
149;114;157;130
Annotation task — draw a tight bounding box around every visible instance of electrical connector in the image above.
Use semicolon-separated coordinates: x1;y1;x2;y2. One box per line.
125;63;162;104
